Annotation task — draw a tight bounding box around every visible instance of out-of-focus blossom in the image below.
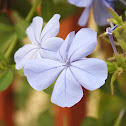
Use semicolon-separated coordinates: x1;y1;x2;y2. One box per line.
68;0;116;26
14;14;63;70
24;28;108;107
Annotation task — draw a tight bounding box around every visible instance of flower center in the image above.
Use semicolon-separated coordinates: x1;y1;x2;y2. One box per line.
65;60;71;67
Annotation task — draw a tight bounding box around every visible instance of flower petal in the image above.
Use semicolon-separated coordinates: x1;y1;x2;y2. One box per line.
71;58;108;91
41;14;60;43
26;16;43;45
56;31;75;61
42;37;63;52
68;28;97;62
68;0;93;7
24;59;65;91
14;44;39;70
32;49;42;59
40;49;57;60
51;68;83;107
93;0;112;26
78;6;91;27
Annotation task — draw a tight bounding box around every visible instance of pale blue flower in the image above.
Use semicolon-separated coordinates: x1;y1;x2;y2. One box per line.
24;28;108;107
68;0;116;26
14;14;63;70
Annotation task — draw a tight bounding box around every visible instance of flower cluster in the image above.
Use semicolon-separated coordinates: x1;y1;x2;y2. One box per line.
14;14;108;107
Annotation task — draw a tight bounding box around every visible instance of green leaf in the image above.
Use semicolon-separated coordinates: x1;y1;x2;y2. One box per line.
0;32;16;53
120;112;126;126
12;0;31;18
125;11;126;19
41;0;77;21
0;53;7;70
100;74;121;96
0;13;15;53
0;53;6;62
0;13;12;25
81;117;99;126
0;23;14;32
99;93;126;126
41;0;55;21
37;110;53;126
15;20;29;39
15;77;32;109
118;72;126;98
106;61;116;73
0;70;13;91
107;8;123;26
54;3;77;20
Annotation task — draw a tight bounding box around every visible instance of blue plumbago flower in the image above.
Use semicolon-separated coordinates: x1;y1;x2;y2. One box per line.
24;28;108;107
14;14;63;70
106;24;118;55
68;0;116;26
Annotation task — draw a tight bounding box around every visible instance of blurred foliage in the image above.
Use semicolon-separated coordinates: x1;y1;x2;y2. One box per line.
15;19;29;39
98;93;126;126
0;13;15;53
81;117;99;126
0;53;13;91
0;70;13;91
41;0;77;21
12;0;31;18
15;77;32;110
37;110;53;126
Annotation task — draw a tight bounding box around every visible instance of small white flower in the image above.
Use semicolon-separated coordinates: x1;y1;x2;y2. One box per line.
14;14;63;70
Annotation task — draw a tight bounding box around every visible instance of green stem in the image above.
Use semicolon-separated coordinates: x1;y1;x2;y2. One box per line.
25;0;41;22
5;34;18;59
110;71;118;95
114;109;125;126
